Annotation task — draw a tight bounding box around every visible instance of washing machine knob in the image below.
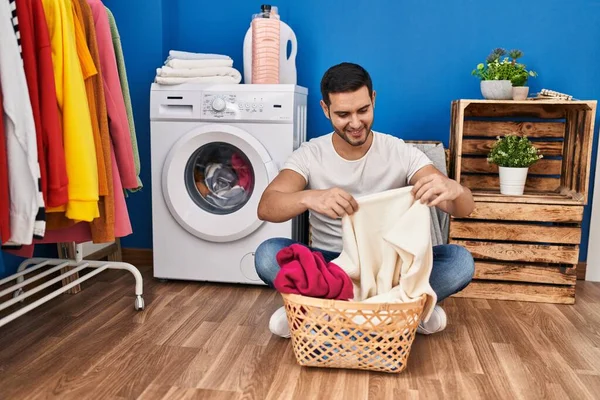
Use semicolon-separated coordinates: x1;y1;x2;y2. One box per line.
211;97;226;112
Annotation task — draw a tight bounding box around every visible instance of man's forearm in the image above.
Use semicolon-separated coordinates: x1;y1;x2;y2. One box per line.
447;186;475;217
257;190;313;222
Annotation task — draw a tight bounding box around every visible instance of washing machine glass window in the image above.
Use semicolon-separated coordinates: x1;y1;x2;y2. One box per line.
185;142;255;215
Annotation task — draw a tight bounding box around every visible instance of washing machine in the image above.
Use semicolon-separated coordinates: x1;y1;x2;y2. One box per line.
150;83;308;284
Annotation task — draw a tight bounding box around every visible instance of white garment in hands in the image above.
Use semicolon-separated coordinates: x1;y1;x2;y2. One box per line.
0;0;40;245
331;186;437;322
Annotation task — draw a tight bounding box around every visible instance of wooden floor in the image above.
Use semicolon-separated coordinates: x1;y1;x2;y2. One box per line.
0;265;599;399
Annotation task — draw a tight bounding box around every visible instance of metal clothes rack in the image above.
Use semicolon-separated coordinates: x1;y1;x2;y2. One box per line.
0;243;144;328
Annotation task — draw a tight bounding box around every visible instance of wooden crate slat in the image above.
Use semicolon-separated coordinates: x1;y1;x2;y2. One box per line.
580;103;597;200
463;120;565;138
471;191;581;205
461;175;560;192
461;157;562;175
463;103;568;119
571;110;583;192
464;201;584;222
473;261;576;285
561;109;576;191
452;281;575;304
450;221;581;244
451;100;466;183
462;138;563;156
451;240;579;264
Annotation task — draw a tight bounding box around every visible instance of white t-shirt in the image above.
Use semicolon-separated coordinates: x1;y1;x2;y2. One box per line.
282;131;433;252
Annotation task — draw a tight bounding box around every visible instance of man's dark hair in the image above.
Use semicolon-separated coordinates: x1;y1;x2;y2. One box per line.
320;62;373;107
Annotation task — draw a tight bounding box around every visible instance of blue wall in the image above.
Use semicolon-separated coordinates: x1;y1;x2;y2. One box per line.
2;0;600;275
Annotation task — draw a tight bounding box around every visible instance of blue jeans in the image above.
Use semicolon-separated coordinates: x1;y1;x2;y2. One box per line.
254;238;475;302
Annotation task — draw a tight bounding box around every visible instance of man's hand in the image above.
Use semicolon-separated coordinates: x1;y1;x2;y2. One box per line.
411;174;465;207
303;188;359;219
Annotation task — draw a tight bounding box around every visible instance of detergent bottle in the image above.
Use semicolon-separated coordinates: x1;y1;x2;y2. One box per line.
243;5;297;84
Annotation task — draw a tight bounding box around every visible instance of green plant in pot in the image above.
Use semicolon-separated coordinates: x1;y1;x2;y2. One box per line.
509;50;538;100
472;48;538;100
487;134;543;195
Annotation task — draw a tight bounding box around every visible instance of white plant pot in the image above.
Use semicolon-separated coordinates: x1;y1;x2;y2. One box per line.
480;80;513;100
512;86;529;100
499;166;529;195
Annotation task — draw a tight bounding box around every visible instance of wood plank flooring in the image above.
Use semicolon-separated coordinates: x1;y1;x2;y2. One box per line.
0;265;599;399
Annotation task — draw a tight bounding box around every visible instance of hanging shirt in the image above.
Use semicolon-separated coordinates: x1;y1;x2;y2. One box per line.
0;92;11;244
71;0;108;200
105;6;142;191
15;0;69;209
46;0;115;243
74;0;114;242
0;0;40;245
8;0;22;56
87;0;138;190
9;0;46;241
42;0;99;222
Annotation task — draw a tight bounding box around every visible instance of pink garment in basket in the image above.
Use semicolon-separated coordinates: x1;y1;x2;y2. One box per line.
274;244;354;301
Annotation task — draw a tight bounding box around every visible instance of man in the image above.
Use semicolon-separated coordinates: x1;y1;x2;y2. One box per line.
254;62;475;337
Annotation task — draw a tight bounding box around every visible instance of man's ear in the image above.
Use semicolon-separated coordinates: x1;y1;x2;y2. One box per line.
320;99;330;120
372;90;377;109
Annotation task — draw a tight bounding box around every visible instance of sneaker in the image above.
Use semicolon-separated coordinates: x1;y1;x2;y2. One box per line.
417;305;447;335
269;306;291;338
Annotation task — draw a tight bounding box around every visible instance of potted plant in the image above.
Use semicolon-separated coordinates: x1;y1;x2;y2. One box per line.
509;50;538;100
487;134;543;195
472;48;538;100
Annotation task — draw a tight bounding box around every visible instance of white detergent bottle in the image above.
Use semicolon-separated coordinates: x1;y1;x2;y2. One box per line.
243;6;297;84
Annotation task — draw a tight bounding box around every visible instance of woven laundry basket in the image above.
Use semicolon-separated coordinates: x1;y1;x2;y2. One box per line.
281;293;427;373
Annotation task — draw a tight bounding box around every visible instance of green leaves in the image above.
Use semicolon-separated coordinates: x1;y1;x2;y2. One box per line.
487;135;543;168
472;48;538;85
508;49;523;60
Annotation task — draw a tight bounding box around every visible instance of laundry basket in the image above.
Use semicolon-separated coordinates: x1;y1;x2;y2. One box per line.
281;293;427;373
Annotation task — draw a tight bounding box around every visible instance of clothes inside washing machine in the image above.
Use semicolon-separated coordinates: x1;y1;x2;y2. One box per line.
185;142;255;215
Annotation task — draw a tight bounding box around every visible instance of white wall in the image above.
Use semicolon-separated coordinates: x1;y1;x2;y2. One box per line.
586;137;600;281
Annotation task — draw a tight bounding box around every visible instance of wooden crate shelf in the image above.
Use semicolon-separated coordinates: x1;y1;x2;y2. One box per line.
448;99;597;304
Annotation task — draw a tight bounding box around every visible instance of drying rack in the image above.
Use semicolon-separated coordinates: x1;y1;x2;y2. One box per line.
0;243;144;328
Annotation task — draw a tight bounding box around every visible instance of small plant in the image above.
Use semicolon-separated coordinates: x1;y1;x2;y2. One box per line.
487;134;543;168
472;48;538;86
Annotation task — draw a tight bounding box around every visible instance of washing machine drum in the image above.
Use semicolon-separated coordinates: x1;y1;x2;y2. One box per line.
162;124;278;242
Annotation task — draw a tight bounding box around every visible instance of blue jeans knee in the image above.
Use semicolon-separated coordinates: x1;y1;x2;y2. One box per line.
452;244;475;292
254;237;296;287
431;244;475;301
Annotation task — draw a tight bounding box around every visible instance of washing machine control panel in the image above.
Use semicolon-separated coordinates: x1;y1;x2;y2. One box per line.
201;91;294;121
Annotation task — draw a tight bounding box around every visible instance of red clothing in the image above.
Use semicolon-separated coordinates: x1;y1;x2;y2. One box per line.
274;244;354;301
0;90;10;243
87;0;137;189
15;0;68;207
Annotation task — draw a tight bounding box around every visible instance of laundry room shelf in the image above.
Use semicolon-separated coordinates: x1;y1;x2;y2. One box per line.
0;244;144;328
448;98;597;305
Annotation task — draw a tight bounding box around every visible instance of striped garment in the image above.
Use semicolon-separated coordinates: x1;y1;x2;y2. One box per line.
8;0;21;56
8;0;46;241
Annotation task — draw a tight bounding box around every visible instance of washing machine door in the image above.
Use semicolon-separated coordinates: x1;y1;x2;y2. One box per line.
162;123;278;242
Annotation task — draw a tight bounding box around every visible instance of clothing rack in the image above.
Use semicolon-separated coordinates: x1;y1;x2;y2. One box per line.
0;243;144;328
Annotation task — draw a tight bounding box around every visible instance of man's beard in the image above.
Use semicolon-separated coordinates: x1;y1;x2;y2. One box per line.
333;121;373;147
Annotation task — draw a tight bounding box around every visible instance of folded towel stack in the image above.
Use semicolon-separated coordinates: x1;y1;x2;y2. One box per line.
154;50;242;85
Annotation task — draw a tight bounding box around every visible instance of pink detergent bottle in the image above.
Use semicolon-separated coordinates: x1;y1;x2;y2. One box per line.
251;4;280;84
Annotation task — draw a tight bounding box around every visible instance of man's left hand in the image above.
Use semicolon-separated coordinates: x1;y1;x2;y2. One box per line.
411;174;465;207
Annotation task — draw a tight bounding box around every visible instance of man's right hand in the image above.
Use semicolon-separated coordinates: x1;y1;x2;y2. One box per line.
303;188;359;219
